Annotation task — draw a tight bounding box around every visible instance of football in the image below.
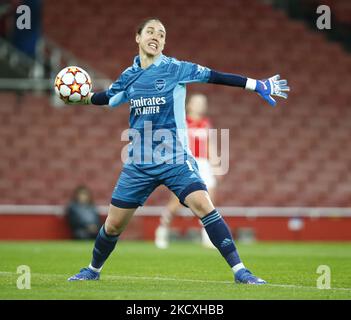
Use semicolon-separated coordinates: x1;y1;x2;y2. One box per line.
54;66;92;103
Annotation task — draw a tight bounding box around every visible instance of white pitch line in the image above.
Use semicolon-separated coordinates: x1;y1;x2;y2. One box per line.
97;275;351;292
265;283;351;292
1;271;351;292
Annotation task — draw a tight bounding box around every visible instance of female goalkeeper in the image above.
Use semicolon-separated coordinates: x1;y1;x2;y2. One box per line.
68;18;289;284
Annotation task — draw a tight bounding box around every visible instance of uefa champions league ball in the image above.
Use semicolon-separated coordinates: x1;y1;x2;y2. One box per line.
54;66;92;103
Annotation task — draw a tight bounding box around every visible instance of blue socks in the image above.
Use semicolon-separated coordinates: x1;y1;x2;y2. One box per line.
201;209;242;268
89;211;240;273
90;225;119;271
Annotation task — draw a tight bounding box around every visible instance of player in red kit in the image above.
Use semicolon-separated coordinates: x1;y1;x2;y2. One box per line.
155;94;216;249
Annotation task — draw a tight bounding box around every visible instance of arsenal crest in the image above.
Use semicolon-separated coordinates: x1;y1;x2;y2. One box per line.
155;79;166;91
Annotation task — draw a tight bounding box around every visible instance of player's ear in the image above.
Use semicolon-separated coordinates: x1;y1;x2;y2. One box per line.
136;33;140;44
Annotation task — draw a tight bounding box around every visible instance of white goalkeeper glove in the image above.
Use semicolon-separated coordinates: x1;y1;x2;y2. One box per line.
246;74;290;106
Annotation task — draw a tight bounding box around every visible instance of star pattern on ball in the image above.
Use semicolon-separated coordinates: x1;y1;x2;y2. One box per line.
54;66;91;103
70;82;81;93
55;77;63;88
67;67;80;75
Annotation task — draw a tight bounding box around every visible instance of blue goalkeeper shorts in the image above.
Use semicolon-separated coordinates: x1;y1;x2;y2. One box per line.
111;157;207;208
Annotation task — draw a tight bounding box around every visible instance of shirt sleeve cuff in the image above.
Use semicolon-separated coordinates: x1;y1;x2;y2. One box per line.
91;91;109;105
245;78;257;91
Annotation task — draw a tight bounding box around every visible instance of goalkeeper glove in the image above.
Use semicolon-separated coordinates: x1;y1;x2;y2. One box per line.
66;92;93;105
246;74;290;107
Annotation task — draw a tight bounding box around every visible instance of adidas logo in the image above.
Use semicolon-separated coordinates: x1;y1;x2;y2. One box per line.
220;238;232;248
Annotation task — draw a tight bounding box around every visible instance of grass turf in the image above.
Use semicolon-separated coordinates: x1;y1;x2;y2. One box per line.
0;241;350;300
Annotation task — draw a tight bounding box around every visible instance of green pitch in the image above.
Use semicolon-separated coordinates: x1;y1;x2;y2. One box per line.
0;241;350;299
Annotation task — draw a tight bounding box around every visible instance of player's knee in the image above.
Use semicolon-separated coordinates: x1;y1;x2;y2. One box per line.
104;219;124;236
189;199;214;217
185;191;214;217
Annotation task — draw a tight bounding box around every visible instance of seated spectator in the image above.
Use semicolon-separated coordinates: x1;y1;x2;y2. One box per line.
66;186;101;240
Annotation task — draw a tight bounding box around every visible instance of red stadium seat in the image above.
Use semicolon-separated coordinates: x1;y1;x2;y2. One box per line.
1;0;351;206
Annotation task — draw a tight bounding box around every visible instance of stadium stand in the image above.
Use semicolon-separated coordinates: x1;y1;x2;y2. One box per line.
0;0;350;240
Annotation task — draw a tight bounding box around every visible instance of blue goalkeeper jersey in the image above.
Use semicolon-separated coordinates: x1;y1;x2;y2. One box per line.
106;54;211;166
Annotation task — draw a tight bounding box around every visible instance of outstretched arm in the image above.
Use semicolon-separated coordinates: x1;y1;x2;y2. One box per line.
71;91;109;105
208;70;290;106
90;91;109;105
73;68;289;107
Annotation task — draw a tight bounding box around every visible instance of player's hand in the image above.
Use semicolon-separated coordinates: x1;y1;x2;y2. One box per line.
66;92;93;105
255;75;290;107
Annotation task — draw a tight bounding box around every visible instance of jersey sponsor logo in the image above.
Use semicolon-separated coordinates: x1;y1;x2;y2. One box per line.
130;96;166;108
130;96;166;115
155;79;166;91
